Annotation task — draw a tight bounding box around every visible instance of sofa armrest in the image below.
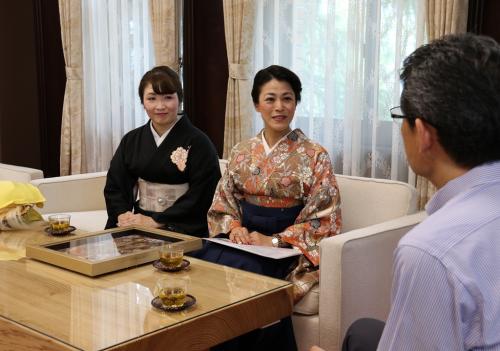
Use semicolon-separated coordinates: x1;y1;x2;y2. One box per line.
318;211;426;350
31;172;107;214
0;163;44;182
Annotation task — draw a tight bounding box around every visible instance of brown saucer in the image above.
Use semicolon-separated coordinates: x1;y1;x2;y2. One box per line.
152;259;190;272
44;225;76;236
151;294;196;312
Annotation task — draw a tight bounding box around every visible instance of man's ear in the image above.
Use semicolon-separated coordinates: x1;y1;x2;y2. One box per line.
415;118;436;153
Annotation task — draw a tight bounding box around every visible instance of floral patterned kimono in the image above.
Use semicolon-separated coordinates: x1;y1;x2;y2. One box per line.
207;129;342;301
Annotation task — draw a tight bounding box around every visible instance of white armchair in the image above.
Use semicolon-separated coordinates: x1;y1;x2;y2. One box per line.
293;175;425;351
0;163;44;182
31;172;108;232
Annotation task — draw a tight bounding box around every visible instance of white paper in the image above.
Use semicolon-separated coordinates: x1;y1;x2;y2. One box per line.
204;237;302;260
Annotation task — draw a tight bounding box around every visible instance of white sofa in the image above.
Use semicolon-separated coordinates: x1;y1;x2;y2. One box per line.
31;172;108;232
0;163;44;182
28;160;229;233
292;175;424;351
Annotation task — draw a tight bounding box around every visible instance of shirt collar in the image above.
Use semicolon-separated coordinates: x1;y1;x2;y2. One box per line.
426;161;500;215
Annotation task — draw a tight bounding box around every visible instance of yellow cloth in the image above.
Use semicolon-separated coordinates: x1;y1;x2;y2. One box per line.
0;181;45;209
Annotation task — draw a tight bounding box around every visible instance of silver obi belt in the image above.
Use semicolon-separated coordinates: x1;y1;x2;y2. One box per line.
137;178;189;212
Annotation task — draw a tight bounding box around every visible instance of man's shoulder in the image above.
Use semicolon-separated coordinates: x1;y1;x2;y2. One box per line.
400;184;500;259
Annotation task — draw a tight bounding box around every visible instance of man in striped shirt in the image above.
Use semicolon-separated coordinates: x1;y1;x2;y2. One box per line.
313;33;500;351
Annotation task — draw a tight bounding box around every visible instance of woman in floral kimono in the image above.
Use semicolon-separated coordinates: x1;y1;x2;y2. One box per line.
205;65;342;350
104;66;221;236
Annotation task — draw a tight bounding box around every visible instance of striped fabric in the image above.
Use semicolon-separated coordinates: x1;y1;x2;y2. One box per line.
378;162;500;350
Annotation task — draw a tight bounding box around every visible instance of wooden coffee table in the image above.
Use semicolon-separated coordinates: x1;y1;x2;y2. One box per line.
0;228;293;350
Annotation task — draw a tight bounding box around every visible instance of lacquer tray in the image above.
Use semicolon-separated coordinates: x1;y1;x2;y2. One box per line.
26;226;202;276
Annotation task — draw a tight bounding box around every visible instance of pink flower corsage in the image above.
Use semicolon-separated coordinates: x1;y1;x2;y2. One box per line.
170;146;190;172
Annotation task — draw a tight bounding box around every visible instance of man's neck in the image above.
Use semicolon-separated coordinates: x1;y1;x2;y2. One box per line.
427;158;470;189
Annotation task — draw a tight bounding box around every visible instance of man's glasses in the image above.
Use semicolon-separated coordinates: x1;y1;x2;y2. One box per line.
390;106;408;127
390;106;438;129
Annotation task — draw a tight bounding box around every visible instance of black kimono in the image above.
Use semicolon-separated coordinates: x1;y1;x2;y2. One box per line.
104;114;221;236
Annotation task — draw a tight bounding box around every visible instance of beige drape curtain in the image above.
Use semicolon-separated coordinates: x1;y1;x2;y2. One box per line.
58;0;86;175
415;0;468;208
222;0;257;158
149;0;179;72
426;0;469;40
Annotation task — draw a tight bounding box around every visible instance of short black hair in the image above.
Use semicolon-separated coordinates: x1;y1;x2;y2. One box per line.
138;66;183;104
251;65;302;104
400;33;500;168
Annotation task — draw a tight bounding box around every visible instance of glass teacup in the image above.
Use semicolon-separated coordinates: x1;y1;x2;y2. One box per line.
155;277;188;308
159;244;184;269
48;214;71;234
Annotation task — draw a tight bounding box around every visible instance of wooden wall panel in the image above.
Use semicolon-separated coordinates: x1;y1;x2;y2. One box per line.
468;0;500;43
183;0;228;157
0;0;41;170
0;0;65;177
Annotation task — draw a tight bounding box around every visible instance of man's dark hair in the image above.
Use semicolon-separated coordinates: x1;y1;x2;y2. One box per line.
251;65;302;104
400;33;500;168
138;66;183;104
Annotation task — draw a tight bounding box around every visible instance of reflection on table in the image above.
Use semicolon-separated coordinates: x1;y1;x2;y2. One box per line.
0;228;293;350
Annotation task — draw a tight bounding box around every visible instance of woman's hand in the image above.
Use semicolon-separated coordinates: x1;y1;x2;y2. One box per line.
117;211;134;225
229;227;250;244
117;212;161;228
248;232;274;246
229;228;275;246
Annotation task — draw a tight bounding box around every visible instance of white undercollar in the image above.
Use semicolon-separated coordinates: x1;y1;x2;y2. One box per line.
150;115;181;146
262;130;292;156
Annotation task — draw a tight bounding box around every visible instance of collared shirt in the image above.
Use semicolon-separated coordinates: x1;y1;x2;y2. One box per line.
149;115;181;147
378;161;500;351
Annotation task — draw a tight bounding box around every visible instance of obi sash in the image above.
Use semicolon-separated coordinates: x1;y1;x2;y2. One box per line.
240;200;304;236
137;178;188;213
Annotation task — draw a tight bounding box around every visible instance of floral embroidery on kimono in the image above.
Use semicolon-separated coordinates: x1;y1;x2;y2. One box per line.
207;129;342;266
170;146;190;172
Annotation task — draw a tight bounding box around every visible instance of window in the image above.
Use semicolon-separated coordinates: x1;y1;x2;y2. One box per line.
254;0;425;181
82;0;155;172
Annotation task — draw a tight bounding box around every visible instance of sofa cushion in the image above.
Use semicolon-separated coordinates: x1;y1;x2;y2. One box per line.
292;313;320;351
293;282;319;315
31;172;107;214
336;175;417;232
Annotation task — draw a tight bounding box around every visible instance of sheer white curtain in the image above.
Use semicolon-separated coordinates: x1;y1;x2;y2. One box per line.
82;0;155;172
254;0;425;182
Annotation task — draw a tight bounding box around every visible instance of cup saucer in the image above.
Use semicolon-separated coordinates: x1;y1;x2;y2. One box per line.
151;294;196;312
44;225;76;236
152;259;190;272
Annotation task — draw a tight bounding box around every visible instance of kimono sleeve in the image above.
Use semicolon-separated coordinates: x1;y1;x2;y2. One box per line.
280;150;342;265
104;137;138;228
206;148;244;236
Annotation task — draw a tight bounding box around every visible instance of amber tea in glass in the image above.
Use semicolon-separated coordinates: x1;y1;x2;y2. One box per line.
48;214;71;234
159;244;184;268
155;277;188;308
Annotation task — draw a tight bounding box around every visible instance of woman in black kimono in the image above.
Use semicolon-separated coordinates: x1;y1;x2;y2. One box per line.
104;66;221;237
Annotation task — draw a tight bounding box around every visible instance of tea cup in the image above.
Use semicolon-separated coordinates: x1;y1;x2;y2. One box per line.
155;277;188;308
48;214;71;234
159;244;184;269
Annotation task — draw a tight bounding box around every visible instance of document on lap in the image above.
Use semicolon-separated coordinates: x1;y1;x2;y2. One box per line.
204;237;301;259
